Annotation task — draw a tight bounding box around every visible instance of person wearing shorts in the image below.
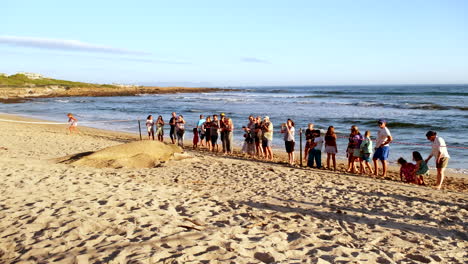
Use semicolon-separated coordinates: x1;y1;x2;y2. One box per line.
261;116;274;160
360;130;374;174
425;131;450;190
196;115;206;146
373;119;392;177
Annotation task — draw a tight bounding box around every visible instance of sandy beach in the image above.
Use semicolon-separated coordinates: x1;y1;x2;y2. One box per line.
0;113;466;263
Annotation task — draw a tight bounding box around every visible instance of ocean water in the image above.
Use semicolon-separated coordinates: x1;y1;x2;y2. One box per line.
1;85;467;173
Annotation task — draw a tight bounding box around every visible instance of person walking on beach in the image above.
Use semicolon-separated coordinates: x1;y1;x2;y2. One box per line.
203;116;212;150
175;115;186;148
262;116;274;160
210;114;220;152
146;115;155;140
197;115;206;147
325;126;337;171
156;115;165;142
169;112;177;144
425;131;450;189
373;119;392;177
224;118;234;154
281;119;295;165
304;123;315;162
67;113;80;134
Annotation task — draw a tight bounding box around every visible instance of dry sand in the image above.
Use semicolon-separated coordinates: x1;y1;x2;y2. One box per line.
0;113;466;263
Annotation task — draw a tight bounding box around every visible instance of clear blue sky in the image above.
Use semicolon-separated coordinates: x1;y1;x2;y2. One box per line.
2;0;467;86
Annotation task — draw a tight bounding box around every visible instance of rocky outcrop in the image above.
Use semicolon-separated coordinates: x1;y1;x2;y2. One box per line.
0;85;228;102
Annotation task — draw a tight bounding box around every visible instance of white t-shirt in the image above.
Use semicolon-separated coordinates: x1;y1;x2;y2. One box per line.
376;127;391;147
432;136;450;158
283;126;295;142
146;119;154;127
314;136;324;150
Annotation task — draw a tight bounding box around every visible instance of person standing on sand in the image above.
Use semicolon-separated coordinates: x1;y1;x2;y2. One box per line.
146;115;155;140
254;116;264;158
197;115;206;147
308;130;324;168
67;113;80;134
304;123;315;162
224;118;234;154
156;115;165;142
325;126;338;171
175;115;186;148
219;113;227;153
281;119;295;165
169;112;177;144
210;115;220;152
360;130;374;175
242;116;256;156
261;116;274;160
203;116;212;150
425;131;450;190
373;119;392;177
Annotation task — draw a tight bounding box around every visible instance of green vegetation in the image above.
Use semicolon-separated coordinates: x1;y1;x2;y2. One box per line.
0;74;118;88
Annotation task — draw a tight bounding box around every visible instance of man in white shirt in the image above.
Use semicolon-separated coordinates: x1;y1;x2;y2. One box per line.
373;119;392;177
425;131;450;190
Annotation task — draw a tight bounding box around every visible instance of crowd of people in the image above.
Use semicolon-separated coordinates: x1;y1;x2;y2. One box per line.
70;112;451;190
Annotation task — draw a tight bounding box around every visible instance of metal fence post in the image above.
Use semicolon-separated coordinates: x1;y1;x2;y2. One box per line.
138;120;142;140
299;128;303;167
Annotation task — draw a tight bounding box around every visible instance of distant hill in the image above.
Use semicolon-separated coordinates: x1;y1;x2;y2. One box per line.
0;73;119;89
0;73;226;102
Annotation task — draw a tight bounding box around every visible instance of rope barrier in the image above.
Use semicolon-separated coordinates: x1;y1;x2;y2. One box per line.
0;117;467;150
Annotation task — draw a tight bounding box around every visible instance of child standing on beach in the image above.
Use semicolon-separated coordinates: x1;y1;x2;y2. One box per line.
146;115;155;140
360;130;374;175
67;113;80;134
192;128;199;149
413;151;428;185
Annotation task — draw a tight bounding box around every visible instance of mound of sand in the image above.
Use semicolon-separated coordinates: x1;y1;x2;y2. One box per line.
72;141;184;168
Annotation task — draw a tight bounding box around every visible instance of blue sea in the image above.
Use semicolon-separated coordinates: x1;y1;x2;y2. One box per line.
1;85;467;173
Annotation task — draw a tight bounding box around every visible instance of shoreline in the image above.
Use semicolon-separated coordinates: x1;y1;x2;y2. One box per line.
0;112;466;182
0;112;466;263
0;86;231;103
1;112;466;178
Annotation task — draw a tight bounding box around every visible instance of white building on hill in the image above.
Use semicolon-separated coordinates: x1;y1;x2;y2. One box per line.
17;72;45;79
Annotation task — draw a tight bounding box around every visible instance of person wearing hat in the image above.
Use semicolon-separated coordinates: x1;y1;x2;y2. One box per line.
425;131;450;190
373;119;392;177
261;116;274;160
